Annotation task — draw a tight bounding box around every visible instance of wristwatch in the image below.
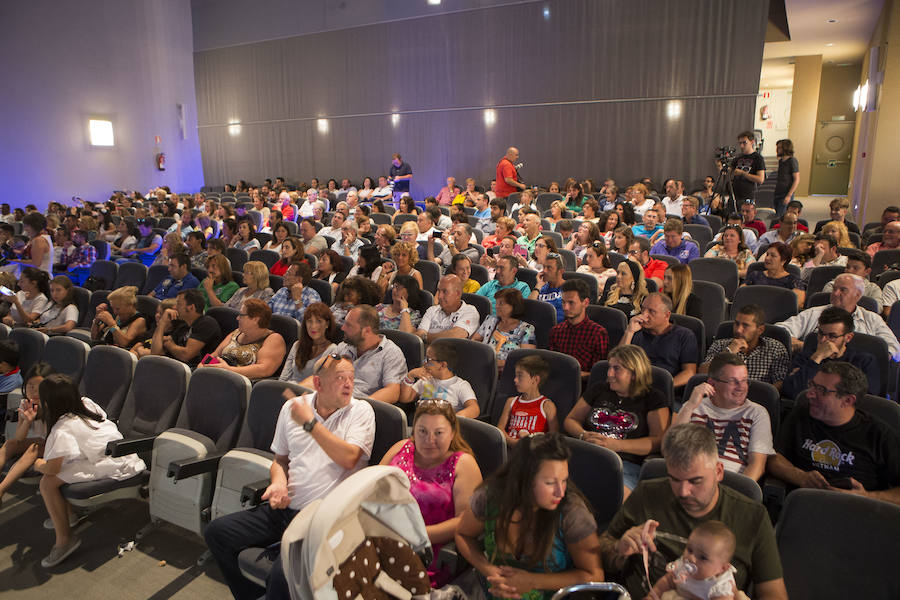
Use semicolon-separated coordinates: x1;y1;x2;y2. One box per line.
302;418;317;433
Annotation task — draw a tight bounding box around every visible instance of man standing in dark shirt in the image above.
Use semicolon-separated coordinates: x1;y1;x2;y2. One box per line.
389;153;412;205
730;131;766;204
773;139;800;217
768;361;900;505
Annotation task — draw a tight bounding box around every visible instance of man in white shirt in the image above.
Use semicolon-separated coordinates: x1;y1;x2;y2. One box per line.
417;275;480;343
372;176;393;201
661;179;686;217
777;273;900;358
416;211;437;242
204;354;375;600
674;352;774;481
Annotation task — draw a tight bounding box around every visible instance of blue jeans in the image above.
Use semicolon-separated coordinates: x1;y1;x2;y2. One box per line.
623;460;643;491
204;503;298;600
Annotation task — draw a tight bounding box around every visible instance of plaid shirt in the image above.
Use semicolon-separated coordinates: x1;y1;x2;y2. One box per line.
267;286;321;320
61;243;97;269
704;336;790;385
549;316;609;373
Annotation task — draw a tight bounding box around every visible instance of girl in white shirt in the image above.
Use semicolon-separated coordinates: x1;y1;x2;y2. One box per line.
32;275;80;335
2;267;51;327
35;374;146;567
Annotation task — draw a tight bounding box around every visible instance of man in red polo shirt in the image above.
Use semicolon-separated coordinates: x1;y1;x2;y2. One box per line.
495;147;527;198
629;237;667;287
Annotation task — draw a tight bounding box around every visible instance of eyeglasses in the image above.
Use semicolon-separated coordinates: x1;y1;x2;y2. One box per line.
547;252;560;259
591;241;605;249
815;328;846;341
627;249;641;256
712;377;749;387
315;352;352;374
808;380;840;397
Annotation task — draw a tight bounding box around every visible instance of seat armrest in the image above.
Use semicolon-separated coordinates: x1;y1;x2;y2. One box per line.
106;435;157;457
167;452;227;481
240;479;272;507
762;476;788;522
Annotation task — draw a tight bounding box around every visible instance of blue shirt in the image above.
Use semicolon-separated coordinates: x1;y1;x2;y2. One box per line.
476;279;531;313
649;239;700;264
0;369;22;394
153;273;200;299
538;283;564;322
268;286;321;320
684;214;710;226
632;224;663;238
474;208;491;219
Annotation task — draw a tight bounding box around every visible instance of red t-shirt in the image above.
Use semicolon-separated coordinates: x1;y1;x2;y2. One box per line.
495;158;519;198
506;395;550;438
644;258;668;281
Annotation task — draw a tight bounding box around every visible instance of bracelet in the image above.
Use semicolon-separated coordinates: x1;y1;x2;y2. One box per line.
400;308;411;314
403;375;416;385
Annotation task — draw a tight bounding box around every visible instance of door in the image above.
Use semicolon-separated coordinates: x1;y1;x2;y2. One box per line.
809;121;855;195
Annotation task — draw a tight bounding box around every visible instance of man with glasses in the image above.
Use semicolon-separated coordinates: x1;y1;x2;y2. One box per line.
782;307;880;399
649;219;699;264
757;213;800;248
476;253;531;312
627;237;667;288
730;131;766;204
700;304;789;390
268;262;321;321
767;361;900;506
681;196;709;226
661;179;686;217
529;252;566;322
205;353;376;599
619;293;698;387
431;223;479;269
515;213;543;256
778;273;900;357
865;220;900;257
821;250;883;313
674;353;774;481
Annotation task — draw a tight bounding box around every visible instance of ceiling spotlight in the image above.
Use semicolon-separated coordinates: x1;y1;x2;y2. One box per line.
428;0;441;5
391;113;400;127
317;119;329;133
227;120;241;136
483;109;496;126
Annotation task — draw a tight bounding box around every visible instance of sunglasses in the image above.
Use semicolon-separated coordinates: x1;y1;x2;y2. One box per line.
315;352;352;374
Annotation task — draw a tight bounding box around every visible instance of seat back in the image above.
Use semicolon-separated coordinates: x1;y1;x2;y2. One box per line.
516;268;538;291
689;258;739;299
589;361;674;411
306;278;333;306
639;458;762;502
364;398;409;465
649;253;681;268
143;264;170;295
117;355;190;437
79;345;136;421
380;329;425;371
461;293;491;324
176;368;251;452
417;260;441;294
90;239;111;260
731;285;798;323
113;261;148;290
269;314;300;374
805;265;845;298
776;489;900;600
562;271;598;304
536;193;564;213
494;349;581;426
136;295;160;319
522;298;557;349
870;248;900;279
458;417;507;477
470;264;489;286
684;224;713;251
714;321;791;357
207;306;240;336
239;380;308;450
89;260;118;290
72;286;92;328
9;328;48;374
681;374;779;435
586;305;628;347
250;249;280;269
691;280;727;346
670;313;706;364
564;437;623;531
41;336;90;384
438;338;496;417
226;247;249;272
800;331;889;396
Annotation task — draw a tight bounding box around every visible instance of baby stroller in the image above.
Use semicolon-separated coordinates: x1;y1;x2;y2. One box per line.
281;466;433;600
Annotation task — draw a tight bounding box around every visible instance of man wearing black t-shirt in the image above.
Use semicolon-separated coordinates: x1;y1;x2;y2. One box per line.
768;361;900;506
151;289;222;367
730;131;766;204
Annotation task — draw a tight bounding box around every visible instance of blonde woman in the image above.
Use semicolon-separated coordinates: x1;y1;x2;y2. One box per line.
152;232;186;267
226;260;274;309
375;241;424;293
662;264;702;320
789;233;816;267
604;259;649;317
821;220;852;248
90;286;149;348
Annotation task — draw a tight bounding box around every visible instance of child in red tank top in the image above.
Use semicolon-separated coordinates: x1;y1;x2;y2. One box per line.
497;355;558;444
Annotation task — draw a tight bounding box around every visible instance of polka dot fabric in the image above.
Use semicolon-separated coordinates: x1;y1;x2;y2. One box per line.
331;536;430;599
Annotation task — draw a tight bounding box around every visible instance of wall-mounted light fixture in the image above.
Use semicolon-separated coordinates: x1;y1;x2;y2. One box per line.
89;119;115;146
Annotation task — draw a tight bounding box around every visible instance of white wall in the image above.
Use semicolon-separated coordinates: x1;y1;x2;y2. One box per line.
0;0;204;208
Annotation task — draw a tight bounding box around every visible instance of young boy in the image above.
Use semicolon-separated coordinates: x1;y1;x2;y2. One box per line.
0;339;22;394
399;339;479;418
497;355;558;445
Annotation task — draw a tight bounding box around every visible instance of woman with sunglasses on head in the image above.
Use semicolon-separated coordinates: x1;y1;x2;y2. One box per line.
380;400;483;588
705;224;755;279
577;241;617;294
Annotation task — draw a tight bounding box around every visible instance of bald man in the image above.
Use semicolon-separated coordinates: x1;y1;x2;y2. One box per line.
495;147;526;198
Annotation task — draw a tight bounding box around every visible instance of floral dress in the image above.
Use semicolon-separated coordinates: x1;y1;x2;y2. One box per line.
474;317;536;362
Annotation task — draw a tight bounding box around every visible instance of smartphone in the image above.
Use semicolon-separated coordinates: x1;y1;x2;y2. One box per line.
201;354;220;365
432;230;443;239
0;285;13;296
830;477;853;490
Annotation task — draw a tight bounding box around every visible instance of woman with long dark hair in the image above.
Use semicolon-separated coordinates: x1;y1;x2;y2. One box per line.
2;266;51;326
278;302;339;383
455;433;604;598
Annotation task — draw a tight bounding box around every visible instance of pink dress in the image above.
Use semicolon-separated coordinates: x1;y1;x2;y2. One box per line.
389;439;461;587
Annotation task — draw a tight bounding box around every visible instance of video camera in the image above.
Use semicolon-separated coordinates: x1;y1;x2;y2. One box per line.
714;145;737;164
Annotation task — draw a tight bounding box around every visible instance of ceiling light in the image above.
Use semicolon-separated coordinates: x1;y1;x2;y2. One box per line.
227;120;241;136
483;109;496;126
428;0;441;5
391;113;400;127
89;119;115;146
317;119;329;133
666;100;682;121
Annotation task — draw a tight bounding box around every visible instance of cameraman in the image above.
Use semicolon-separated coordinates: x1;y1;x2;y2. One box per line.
730;130;766;203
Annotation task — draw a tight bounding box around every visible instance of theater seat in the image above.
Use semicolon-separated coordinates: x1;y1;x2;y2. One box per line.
564;437;622;531
639;458;762;502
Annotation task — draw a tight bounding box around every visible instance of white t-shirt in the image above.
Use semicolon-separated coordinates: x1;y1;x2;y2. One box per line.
271;393;375;510
43;397;146;483
8;291;50;324
37;303;79;329
686;398;774;474
419;302;480;336
412;375;476;413
883;279;900;309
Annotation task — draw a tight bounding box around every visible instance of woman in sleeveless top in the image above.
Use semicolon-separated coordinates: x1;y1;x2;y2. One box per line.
1;212;53;278
203;298;286;380
380;401;482;588
456;433;604;599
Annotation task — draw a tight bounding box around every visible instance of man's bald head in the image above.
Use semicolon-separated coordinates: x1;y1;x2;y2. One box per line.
506;147;520;161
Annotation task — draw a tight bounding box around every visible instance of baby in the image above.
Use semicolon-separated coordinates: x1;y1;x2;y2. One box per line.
647;520;737;600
